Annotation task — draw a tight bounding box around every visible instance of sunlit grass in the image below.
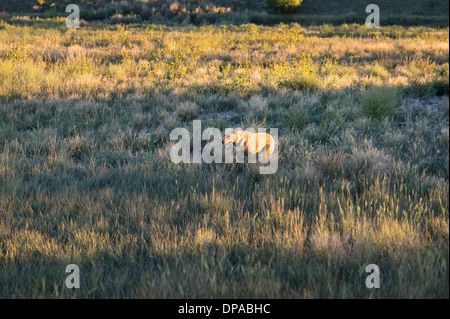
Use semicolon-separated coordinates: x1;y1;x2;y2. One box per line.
0;21;448;298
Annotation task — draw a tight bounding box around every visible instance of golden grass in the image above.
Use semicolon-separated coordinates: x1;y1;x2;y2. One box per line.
0;21;448;298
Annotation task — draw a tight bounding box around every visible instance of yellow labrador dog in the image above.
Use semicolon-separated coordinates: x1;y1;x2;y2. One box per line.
222;128;276;161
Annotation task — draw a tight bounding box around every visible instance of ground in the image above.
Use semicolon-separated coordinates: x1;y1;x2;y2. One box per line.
0;7;448;298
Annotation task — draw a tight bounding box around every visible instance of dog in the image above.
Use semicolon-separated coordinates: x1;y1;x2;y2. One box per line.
222;128;276;161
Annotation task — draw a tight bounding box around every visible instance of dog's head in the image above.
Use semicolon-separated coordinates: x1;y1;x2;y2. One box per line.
222;128;243;147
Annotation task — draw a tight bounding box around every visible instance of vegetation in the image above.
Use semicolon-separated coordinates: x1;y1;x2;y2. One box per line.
360;87;402;120
0;4;448;299
0;1;448;27
264;0;303;13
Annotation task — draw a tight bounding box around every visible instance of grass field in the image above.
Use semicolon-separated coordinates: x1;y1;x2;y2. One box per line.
0;6;449;298
1;0;449;26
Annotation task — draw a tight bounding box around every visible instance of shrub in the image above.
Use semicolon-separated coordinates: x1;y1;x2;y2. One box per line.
281;74;320;91
80;7;93;20
176;101;199;121
365;63;390;80
141;5;150;20
360;87;401;120
264;0;303;13
434;64;449;96
110;14;141;24
0;10;10;22
69;135;90;159
44;8;58;19
93;8;109;20
119;1;131;15
284;106;309;130
0;123;16;146
402;78;438;98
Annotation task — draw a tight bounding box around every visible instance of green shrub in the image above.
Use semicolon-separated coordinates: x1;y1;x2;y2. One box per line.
434;63;450;96
281;73;320;91
402;78;438;98
44;8;58;19
284;106;309;130
0;123;16;147
361;87;401;120
365;63;390;80
264;0;303;13
119;0;132;15
80;7;93;20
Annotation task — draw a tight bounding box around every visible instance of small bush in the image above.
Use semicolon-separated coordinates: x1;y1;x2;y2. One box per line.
80;7;93;20
119;1;132;15
361;87;401;120
434;64;449;96
0;123;16;146
44;8;58;19
282;74;320;91
176;101;199;121
264;0;303;13
141;5;150;20
110;14;141;24
0;10;10;22
365;63;390;80
284;106;309;130
69;135;90;159
93;8;109;20
403;78;438;98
